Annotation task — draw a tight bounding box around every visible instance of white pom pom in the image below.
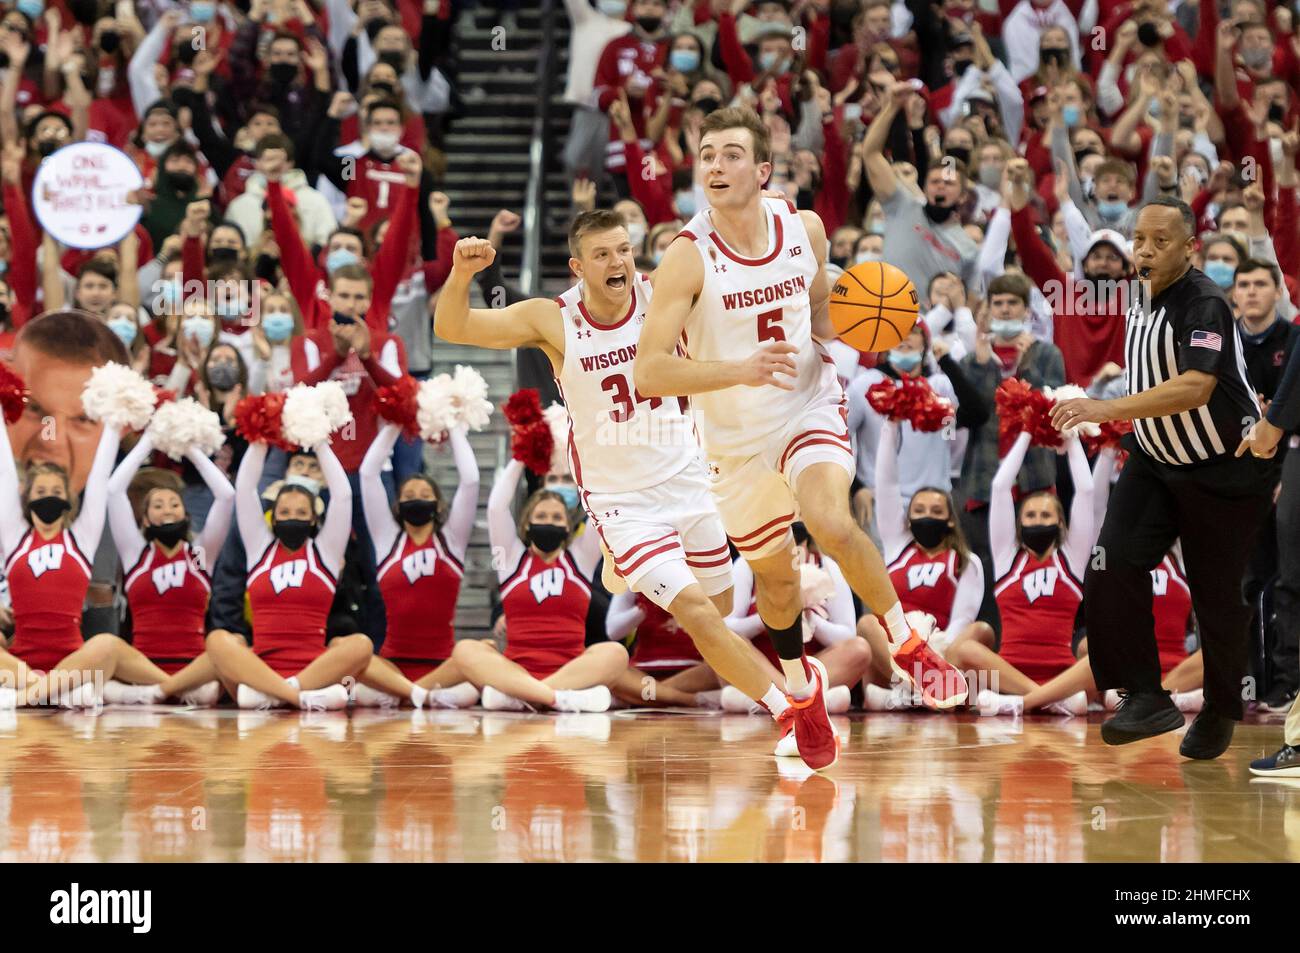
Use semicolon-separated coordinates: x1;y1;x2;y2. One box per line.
282;382;351;449
543;402;571;476
1045;383;1101;438
799;562;835;611
147;398;226;461
445;365;493;431
314;380;352;432
81;363;156;432
417;374;456;442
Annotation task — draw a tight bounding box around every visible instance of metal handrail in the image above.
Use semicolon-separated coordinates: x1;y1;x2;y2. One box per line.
519;0;557;298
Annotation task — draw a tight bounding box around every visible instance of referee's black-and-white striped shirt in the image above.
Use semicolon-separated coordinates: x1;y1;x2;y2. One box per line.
1124;266;1261;465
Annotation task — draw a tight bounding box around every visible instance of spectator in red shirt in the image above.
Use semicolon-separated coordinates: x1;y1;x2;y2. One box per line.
592;0;670;188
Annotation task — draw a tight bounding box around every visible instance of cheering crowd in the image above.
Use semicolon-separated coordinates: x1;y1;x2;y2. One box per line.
0;0;1296;726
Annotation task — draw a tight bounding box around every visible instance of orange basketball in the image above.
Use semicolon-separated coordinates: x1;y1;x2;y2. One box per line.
830;261;919;352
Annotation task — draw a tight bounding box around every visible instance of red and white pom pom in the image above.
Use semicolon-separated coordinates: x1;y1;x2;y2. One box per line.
544;402;571;476
147;397;226;462
417;375;456;442
282;382;353;449
1045;384;1101;440
446;365;493;431
0;362;28;425
82;362;157;431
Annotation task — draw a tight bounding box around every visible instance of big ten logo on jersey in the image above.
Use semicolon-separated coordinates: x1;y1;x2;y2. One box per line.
152;560;188;595
1150;568;1169;596
27;543;64;578
788;244;803;258
270;560;308;594
401;549;437;585
906;562;944;590
1022;567;1059;604
529;567;566;604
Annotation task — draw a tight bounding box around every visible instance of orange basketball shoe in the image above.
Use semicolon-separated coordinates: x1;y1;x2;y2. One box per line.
784;656;840;771
891;629;969;709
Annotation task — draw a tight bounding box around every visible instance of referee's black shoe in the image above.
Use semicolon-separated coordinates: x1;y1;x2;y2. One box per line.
1250;744;1300;778
1100;691;1185;746
1178;705;1235;760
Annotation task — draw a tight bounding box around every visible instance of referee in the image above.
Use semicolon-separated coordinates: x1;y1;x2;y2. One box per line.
1051;196;1276;760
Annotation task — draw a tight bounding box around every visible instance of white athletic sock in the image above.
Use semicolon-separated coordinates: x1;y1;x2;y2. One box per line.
763;684;791;717
883;603;910;645
410;685;429;709
781;657;812;697
286;676;301;690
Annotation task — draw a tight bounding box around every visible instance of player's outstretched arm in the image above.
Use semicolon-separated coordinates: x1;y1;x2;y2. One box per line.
799;209;835;341
434;237;564;358
635;238;800;397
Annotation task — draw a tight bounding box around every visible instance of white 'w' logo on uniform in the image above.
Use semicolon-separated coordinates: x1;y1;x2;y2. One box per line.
907;563;944;590
27;543;64;578
152;561;187;595
1151;569;1169;596
270;560;308;593
402;550;436;584
1022;568;1058;604
529;568;565;604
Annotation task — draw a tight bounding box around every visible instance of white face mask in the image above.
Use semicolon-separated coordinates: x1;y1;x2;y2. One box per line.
368;130;400;156
626;221;647;247
1270;137;1285;168
144;140;171;159
855;250;883;264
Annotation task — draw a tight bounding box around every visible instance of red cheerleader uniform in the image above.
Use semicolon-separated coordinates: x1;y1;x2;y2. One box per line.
123;542;212;674
499;551;591;678
3;529;93;672
994;550;1083;684
886;544;962;631
1152;556;1192;676
245;540;336;676
375;530;463;680
629;594;702;677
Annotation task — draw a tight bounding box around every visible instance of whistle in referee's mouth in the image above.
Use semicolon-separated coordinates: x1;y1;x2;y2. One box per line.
1138;266;1151;279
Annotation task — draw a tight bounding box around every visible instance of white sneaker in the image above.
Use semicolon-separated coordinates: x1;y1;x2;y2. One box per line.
298;684;349;711
774;728;801;758
720;684;764;715
58;682;101;709
352;683;401;708
0;687;16;711
824;684;852;714
1172;688;1204;713
102;680;165;706
481;685;529;711
1104;689;1122;711
1042;690;1089;717
552;685;612;713
864;682;913;712
976;689;1024;718
694;689;724;710
180;682;221;707
237;684;285;711
427;682;480;709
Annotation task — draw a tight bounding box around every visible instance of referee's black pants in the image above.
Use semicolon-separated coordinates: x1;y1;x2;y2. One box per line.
1085;446;1276;719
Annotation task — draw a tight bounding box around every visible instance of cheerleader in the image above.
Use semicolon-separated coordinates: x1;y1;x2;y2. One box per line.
351;421;482;708
97;431;234;705
952;430;1096;716
859;419;988;708
450;459;628;712
607;590;723;708
0;420;124;708
203;438;372;710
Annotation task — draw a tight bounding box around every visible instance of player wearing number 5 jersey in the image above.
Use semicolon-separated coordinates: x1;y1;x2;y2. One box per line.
436;211;808;760
635;107;968;765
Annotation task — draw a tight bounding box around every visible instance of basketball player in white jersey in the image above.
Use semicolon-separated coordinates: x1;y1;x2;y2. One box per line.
635;107;967;756
435;209;840;768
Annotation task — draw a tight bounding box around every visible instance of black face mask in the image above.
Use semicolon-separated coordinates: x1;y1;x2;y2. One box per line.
952;58;972;77
99;30;121;54
791;521;810;546
1039;47;1068;67
166;171;197;193
268;61;298;86
909;516;949;550
1074;148;1098;167
378;51;406;72
1136;21;1160;47
946;146;971;167
1021;523;1060;557
208;246;240;265
1269;103;1287;124
37;139;61;158
0;51;8;70
0;303;10;326
364;18;387;41
255;253;280;282
29;495;71;525
830;254;849;269
177;43;199;65
635;15;662;33
273;519;316;551
145;519;190;547
694;96;721;114
398;499;438;527
924;201;956;223
70;0;100;25
526;522;568;553
370;81;396;98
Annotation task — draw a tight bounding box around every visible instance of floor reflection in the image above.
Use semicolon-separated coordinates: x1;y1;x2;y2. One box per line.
0;708;1296;862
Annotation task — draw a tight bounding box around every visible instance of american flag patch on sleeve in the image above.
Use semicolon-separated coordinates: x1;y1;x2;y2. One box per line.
1189;331;1223;351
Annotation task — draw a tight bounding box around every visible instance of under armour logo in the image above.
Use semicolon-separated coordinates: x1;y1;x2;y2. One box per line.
578;329;593;339
603;509;620;518
714;263;727;273
707;464;720;477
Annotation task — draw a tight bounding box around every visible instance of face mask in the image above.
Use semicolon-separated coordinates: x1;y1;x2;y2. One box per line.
285;474;322;496
550;484;580;509
190;1;216;23
1062;104;1081;128
1097;200;1128;221
38;139;62;158
1040;48;1068;68
166;171;197;193
208;246;240;266
1147;98;1161;120
326;248;360;272
99;30;121;54
364;17;386;41
759;52;791;73
1270;137;1285;168
273;518;315;550
694;96;721;114
268;62;298;86
1204;259;1235;288
952;58;972;77
946;146;971;167
177;42;199;65
626;221;647;247
398;498;438;527
16;0;43;20
378;50;407;72
890;350;922;372
207;360;240;391
1021;523;1060;557
108;317;137;346
635;15;662;33
255;253;280;282
1136;21;1161;47
144;519;190;547
182;316;214;347
791;522;810;546
370;81;396;98
670;49;700;73
598;0;626;15
675;190;697;217
527;522;569;553
1241;47;1272;71
651;250;664;265
990;318;1025;339
261;311;295;342
923;202;956;224
0;303;10;325
144;140;171;159
368;130;400;155
855;250;883;264
909;516;949;549
978;164;1002;190
29;495;70;525
69;0;97;24
1269;102;1287;124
